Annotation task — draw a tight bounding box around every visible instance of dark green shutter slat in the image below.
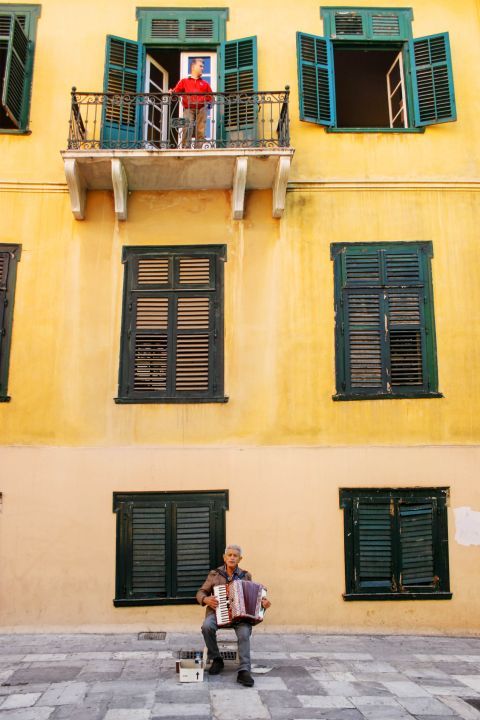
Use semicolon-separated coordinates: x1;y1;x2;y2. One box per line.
175;504;212;595
357;500;393;590
411;33;456;126
334;11;364;37
101;35;145;148
345;290;385;391
0;252;9;364
131;506;167;598
344;247;382;286
220;36;257;145
399;501;435;586
384;248;422;284
1;15;30;128
387;289;425;388
297;32;335;126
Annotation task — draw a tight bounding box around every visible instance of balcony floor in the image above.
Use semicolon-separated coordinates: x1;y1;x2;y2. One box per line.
62;147;294;221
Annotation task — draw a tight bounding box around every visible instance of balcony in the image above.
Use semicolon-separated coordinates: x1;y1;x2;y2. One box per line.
61;88;293;221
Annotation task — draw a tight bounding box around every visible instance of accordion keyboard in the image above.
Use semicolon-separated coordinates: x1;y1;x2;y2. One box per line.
213;585;230;626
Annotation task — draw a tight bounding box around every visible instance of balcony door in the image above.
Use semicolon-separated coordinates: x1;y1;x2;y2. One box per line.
179;52;217;146
144;55;169;147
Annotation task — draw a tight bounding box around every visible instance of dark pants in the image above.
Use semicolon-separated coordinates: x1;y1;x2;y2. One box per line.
201;612;252;672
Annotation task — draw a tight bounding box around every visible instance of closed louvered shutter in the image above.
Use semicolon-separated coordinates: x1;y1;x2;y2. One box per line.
113;491;227;605
411;33;456;126
101;36;145;148
355;498;393;590
145;13;218;44
1;15;30;128
399;500;436;588
220;36;257;145
175;503;212;596
131;505;167;599
119;247;225;402
333;243;437;398
334;11;364;37
323;8;411;40
296;32;335;126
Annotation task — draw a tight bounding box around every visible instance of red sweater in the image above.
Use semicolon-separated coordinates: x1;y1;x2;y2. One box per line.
172;76;213;108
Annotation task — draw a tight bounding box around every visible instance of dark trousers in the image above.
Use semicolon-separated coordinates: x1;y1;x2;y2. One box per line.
201;612;252;672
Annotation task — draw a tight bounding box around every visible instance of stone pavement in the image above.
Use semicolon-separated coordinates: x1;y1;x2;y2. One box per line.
1;632;480;720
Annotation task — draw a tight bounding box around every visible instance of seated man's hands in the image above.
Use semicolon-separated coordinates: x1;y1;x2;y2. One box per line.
203;596;219;609
261;598;271;610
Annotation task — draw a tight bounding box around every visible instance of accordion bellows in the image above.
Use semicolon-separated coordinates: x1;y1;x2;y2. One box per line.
214;579;267;627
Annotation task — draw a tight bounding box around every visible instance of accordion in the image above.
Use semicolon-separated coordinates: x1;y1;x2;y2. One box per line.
214;579;267;627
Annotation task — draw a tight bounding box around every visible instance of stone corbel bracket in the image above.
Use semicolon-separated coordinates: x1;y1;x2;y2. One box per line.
111;159;128;221
64;158;86;220
272;155;291;218
232;157;248;220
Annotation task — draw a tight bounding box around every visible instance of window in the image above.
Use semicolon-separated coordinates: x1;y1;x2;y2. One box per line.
100;8;257;148
297;7;456;131
0;244;21;401
0;5;40;132
340;488;451;600
331;242;441;400
116;245;226;404
113;491;228;606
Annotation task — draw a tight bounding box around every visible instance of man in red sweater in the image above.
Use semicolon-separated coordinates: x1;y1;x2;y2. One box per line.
171;58;213;148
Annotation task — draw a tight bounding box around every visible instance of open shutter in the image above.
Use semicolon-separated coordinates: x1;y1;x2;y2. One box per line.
399;500;436;588
220;36;257;146
410;32;456;126
355;498;394;591
131;504;167;599
296;32;335;126
175;502;212;597
0;252;9;362
1;15;30;128
101;35;145;148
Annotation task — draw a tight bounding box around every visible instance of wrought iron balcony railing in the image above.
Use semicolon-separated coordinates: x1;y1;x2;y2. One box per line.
68;87;290;151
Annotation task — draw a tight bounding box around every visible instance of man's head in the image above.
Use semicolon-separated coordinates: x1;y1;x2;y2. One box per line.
190;58;204;78
223;544;242;573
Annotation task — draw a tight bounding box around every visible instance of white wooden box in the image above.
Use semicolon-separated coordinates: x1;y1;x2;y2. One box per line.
178;658;204;683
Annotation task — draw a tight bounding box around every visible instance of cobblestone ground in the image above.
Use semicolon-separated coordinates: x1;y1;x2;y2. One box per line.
1;633;480;719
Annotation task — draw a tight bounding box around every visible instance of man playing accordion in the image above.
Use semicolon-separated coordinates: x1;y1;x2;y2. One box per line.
197;544;271;687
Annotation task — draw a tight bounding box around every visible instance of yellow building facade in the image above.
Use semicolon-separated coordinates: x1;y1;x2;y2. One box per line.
1;0;480;633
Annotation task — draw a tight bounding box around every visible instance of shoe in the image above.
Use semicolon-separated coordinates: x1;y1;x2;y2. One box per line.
237;670;254;687
208;657;224;675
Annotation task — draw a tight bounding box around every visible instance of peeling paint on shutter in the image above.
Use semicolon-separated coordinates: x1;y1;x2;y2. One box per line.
334;11;364;37
399;501;435;587
151;18;179;38
388;291;424;387
346;292;383;389
175;504;211;595
371;14;401;37
356;500;393;590
132;505;167;597
185;19;213;39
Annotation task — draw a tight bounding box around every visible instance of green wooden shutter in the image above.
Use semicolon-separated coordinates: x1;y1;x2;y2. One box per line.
345;290;385;393
220;36;257;146
355;498;393;591
0;252;9;370
399;500;436;588
131;504;167;599
118;247;225;402
1;15;30;129
101;35;145;148
175;502;212;597
296;32;335;126
411;33;456;126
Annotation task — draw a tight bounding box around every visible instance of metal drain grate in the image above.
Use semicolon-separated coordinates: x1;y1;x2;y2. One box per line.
465;699;480;710
138;631;166;641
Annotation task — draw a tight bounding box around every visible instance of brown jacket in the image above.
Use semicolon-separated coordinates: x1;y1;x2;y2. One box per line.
196;565;252;616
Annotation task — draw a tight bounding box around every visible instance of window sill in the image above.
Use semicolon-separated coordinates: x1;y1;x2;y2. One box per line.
0;129;31;135
114;597;198;607
114;396;229;404
0;395;11;403
327;127;425;134
343;592;452;601
333;392;443;401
